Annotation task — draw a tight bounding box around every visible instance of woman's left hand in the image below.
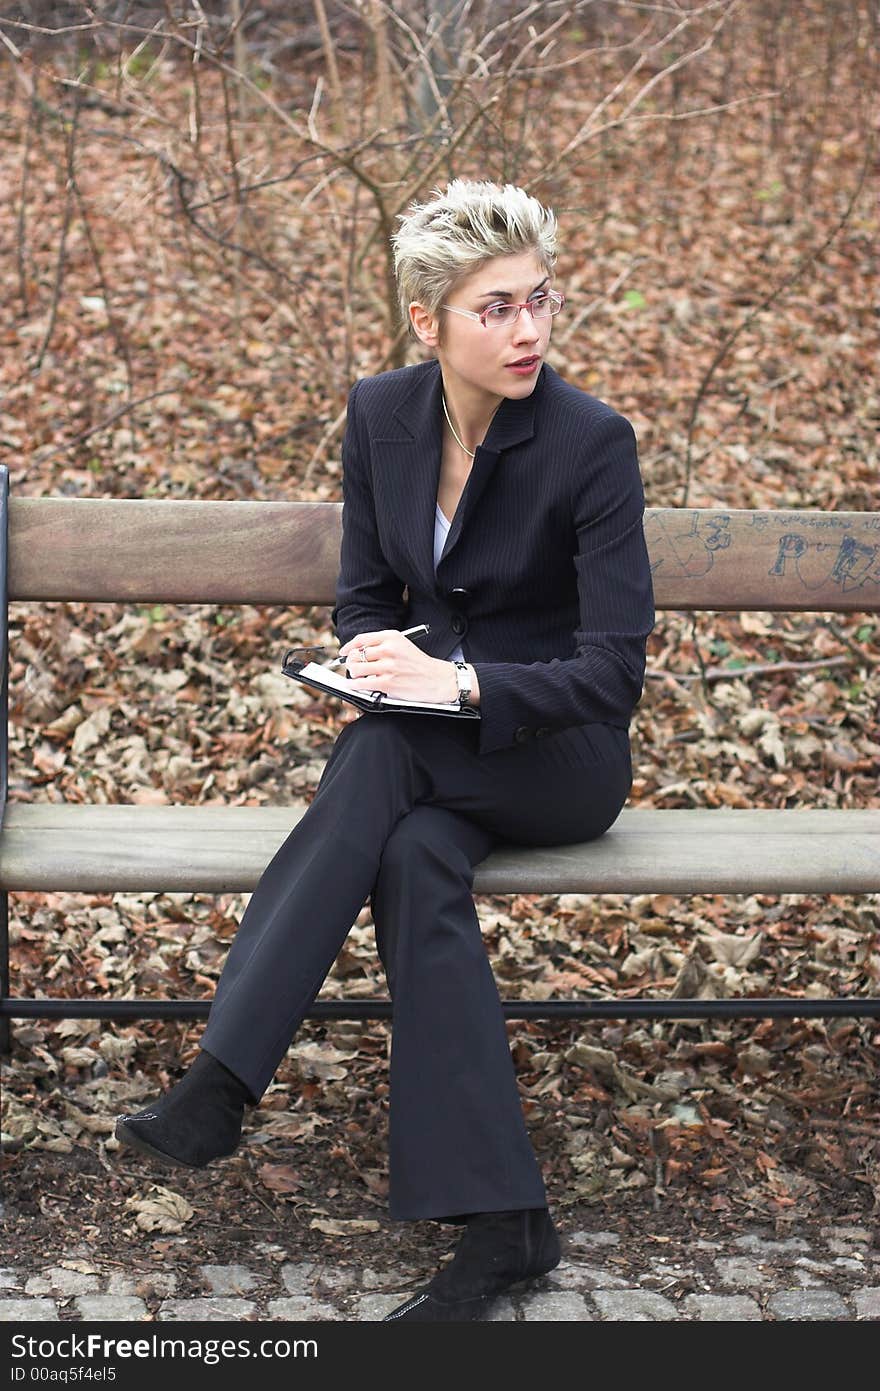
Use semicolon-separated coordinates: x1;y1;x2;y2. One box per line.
338;630;458;703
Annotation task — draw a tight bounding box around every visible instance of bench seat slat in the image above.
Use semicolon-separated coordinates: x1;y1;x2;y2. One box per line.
1;805;877;895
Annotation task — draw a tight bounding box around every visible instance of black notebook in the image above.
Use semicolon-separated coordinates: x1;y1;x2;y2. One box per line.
281;650;480;720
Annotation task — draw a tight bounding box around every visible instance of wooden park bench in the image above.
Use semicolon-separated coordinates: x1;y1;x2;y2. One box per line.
1;468;878;1049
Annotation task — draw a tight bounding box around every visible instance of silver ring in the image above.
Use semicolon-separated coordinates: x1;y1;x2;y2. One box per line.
358;646;367;664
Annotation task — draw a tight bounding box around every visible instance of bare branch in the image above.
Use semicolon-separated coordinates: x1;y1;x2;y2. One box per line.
312;0;348;140
679;126;877;506
646;656;856;685
548;0;741;175
19;390;182;469
30;76;83;374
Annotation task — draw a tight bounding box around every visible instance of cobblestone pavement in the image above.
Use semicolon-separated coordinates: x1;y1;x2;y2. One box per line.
1;1225;878;1321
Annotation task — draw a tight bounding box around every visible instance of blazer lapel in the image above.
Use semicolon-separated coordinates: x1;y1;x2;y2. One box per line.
372;364;444;594
372;360;542;590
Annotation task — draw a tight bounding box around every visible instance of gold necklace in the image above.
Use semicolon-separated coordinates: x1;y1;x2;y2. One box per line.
441;391;475;459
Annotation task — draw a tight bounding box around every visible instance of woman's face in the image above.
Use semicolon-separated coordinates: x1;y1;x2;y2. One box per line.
414;249;555;405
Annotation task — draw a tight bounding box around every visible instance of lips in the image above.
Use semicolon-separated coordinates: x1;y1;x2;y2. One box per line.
503;356;539;378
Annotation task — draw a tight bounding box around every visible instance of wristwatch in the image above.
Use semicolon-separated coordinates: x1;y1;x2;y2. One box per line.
452;660;473;709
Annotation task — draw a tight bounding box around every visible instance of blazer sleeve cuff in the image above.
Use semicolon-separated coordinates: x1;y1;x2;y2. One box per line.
470;654;640;757
469;662;537;755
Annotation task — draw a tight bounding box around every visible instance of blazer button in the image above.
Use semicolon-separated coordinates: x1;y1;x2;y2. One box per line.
535;727;551;739
514;726;531;744
451;614;467;636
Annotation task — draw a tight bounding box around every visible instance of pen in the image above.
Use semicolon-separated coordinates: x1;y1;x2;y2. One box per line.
327;624;431;669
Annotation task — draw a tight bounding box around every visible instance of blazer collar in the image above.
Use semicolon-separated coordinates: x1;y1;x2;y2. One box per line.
374;360;543;588
389;358;542;454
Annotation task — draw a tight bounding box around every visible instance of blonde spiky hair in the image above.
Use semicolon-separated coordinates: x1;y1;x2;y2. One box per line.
391;178;558;340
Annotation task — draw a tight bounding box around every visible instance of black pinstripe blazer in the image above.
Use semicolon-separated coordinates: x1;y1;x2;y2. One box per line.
331;357;655;757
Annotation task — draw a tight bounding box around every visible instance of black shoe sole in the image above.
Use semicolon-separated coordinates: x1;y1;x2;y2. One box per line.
382;1262;562;1322
114;1116;207;1170
382;1290;492;1322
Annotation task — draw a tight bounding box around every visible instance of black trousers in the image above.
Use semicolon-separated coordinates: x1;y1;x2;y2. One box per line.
200;713;632;1222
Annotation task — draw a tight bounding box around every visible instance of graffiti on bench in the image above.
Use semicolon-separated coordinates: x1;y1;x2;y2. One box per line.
770;532;879;593
646;511;880;595
645;512;732;579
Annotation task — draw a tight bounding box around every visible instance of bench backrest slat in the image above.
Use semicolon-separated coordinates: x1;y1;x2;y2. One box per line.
8;500;880;612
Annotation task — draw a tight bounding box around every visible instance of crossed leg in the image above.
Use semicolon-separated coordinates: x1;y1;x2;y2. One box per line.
372;805;547;1220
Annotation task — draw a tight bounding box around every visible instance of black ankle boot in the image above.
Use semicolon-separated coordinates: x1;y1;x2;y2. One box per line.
383;1207;561;1322
114;1048;254;1170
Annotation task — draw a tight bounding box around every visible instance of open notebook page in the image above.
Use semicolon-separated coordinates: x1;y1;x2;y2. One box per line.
295;660;462;712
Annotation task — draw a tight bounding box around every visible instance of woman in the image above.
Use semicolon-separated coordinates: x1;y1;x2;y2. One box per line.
115;178;655;1322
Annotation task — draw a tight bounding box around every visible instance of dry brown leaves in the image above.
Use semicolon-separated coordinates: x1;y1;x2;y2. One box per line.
0;14;877;1233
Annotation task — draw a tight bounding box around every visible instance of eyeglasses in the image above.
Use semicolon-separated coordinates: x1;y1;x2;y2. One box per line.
441;290;565;330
